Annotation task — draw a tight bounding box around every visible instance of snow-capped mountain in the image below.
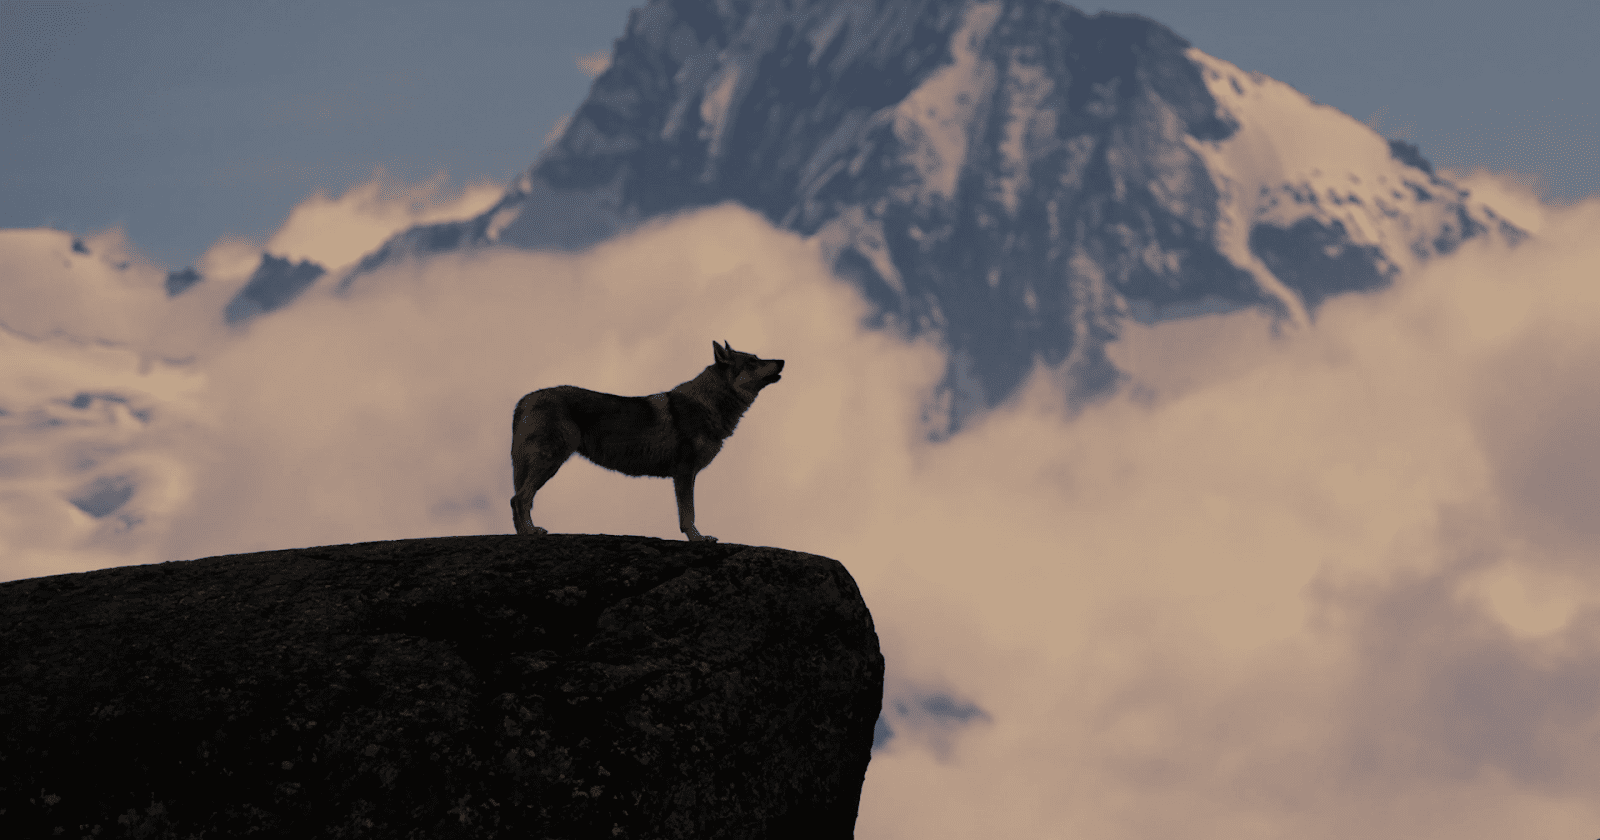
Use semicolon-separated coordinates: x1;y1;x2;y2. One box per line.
345;0;1522;431
1;0;1530;560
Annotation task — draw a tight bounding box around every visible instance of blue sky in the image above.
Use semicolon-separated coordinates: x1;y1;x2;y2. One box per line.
2;0;1596;267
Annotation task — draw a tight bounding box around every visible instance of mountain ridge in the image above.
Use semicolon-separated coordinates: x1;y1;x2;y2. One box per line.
335;0;1520;432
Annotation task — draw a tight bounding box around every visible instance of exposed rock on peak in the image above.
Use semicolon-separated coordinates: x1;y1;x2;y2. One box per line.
343;0;1522;433
0;534;883;838
225;253;326;325
164;266;202;297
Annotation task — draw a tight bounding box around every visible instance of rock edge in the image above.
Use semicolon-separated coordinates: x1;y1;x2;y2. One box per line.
0;534;884;839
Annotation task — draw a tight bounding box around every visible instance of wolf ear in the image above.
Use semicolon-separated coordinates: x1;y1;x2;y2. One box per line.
714;340;733;363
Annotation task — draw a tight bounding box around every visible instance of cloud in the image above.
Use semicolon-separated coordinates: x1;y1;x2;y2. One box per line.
4;174;1600;837
576;50;611;78
260;171;502;270
0;322;205;580
160;204;944;564
852;188;1600;838
0;227;168;346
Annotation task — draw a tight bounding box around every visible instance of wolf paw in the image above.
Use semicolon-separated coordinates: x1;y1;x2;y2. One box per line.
518;525;549;536
686;533;718;543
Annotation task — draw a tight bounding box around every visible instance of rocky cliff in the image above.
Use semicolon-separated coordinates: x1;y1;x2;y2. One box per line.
0;535;883;839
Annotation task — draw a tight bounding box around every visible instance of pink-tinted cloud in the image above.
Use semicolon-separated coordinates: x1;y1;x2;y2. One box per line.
3;172;1599;837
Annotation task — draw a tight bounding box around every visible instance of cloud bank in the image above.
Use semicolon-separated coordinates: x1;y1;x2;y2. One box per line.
260;172;503;271
3;172;1599;837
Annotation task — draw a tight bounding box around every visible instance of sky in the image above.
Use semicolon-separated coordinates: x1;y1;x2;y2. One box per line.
4;1;1600;837
2;0;1597;267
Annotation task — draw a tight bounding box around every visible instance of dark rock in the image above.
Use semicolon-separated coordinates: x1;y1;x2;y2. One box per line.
1249;218;1395;311
0;534;883;838
224;253;326;325
1387;138;1434;175
165;267;202;297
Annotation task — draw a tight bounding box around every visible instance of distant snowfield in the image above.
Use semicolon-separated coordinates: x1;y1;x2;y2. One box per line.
1186;48;1526;328
4;168;1600;838
0;317;205;580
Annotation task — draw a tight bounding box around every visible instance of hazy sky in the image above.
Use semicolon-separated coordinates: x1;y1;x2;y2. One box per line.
2;0;1597;266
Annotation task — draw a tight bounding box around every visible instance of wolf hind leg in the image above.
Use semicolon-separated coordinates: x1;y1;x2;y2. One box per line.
511;425;575;536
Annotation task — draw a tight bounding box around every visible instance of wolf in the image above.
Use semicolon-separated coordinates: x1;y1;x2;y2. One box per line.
510;341;785;542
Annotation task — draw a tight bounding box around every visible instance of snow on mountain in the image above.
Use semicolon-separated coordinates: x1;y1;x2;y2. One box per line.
1186;50;1523;320
344;0;1522;433
0;227;350;574
135;176;507;328
0;232;206;576
262;176;504;273
0;323;204;571
0;0;1536;566
0;170;512;575
0;228;172;348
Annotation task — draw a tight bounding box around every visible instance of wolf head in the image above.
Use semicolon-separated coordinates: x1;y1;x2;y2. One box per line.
713;340;784;396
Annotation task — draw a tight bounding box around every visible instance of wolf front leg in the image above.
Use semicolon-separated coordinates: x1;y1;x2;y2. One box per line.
509;497;548;536
672;470;717;542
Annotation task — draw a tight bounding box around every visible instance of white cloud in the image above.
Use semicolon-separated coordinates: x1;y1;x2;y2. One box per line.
0;324;206;580
262;172;502;270
852;188;1600;838
0;227;168;346
3;175;1600;837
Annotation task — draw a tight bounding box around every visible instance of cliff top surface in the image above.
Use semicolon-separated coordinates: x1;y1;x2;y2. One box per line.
0;534;883;839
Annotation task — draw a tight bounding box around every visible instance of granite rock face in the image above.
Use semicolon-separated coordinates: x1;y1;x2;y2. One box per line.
0;535;883;839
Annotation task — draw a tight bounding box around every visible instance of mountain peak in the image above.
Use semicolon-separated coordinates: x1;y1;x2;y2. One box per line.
344;0;1522;432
